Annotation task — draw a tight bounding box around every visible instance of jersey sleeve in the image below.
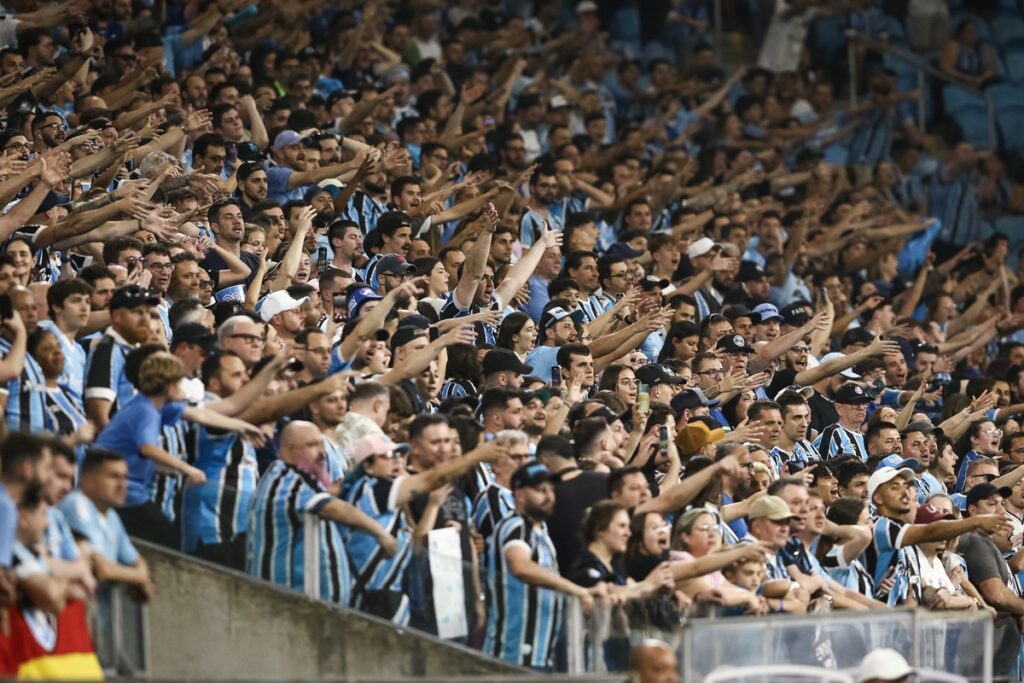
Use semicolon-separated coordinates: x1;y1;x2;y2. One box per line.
84;338;116;401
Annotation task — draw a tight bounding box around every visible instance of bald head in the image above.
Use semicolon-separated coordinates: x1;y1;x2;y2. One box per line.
9;285;38;332
629;640;679;683
279;420;324;470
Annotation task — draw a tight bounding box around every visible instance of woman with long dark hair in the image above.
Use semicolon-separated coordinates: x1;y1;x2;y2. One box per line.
495;312;537;362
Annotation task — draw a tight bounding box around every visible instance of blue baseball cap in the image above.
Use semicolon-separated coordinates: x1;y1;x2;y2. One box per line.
347;287;383;320
752;302;783;323
273;129;304;151
511;463;556;490
876;454;921;473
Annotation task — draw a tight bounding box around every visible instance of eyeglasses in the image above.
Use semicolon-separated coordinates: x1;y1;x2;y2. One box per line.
40;122;66;131
985;427;1004;437
969;473;998;482
792;346;811;354
689;523;719;533
229;333;263;344
698;368;726;378
4;142;32;152
147;262;173;271
198;280;214;289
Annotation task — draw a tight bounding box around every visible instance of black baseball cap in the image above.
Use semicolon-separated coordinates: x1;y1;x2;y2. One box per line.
511;462;557;490
833;383;872;405
781;301;811;326
482;348;533;376
172;322;216;353
722;304;760;324
966;482;1012;509
390;325;428;349
109;285;160;311
737;261;771;283
640;275;670;291
716;333;754;354
671;388;719;415
636;364;685;386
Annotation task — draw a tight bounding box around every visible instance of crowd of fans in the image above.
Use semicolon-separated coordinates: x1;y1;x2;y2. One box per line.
0;0;1022;678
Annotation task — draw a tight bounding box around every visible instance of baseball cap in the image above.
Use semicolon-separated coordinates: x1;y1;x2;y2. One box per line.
833;383;872;405
877;454;921;473
671;389;719;416
272;129;303;151
172;322;216;353
304;184;340;203
639;275;670;291
781;301;811;326
820;352;861;379
855;649;912;683
397;314;430;330
686;237;720;260
773;385;814;400
866;466;915;501
258;290;309;322
347;287;383;320
965;482;1012;508
737;261;771;283
482;348;533;376
576;0;598;13
635;364;685;386
354;435;398;465
722;304;760;324
915;504;954;524
902;420;936;436
716;333;754;354
549;95;571;110
676;421;726;454
109;285;160;311
511;462;557;490
606;241;645;259
748;495;797;521
377;253;417;276
842;326;876;348
752;302;783;323
391;325;428;349
539;306;584;332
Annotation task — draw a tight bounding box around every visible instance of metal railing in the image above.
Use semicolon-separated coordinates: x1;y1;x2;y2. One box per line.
846;30;997;150
94;584;149;676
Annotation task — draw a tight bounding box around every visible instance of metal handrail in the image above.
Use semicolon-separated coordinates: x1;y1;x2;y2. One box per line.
846;30;997;149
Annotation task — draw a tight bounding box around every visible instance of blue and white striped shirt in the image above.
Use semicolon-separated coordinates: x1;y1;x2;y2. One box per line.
246;460;352;605
484;514;564;669
183;419;260;553
84;327;137;417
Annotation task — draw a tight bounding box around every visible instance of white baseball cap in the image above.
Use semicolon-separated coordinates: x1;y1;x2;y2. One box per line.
686;237;720;260
258;290;309;322
820;351;860;379
856;648;913;682
866;466;915;503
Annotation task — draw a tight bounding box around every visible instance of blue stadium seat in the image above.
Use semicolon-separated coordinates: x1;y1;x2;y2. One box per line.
988;84;1024;109
954;108;992;149
997;106;1024;151
1006;51;1024;81
943;84;987;115
995;17;1024;52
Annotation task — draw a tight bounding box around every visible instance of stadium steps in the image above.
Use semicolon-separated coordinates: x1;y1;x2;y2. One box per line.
135;541;528;680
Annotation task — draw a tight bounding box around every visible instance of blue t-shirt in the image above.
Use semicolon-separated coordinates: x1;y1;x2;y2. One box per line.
59;490;139;565
265;166;311;204
525;346;561;384
95;395;187;507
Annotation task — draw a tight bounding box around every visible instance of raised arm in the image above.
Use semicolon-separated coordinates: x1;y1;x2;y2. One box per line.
495;223;562;305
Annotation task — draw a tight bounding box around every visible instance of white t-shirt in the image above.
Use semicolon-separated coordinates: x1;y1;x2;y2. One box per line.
758;1;818;73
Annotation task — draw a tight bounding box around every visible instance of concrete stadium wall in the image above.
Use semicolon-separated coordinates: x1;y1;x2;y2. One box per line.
137;541;527;680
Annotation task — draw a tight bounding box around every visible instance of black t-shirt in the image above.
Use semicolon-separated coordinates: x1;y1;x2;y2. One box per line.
568;551;627;588
808;390;840;437
766;368;798;401
200;250;261;291
549;470;609;575
625;549;669;582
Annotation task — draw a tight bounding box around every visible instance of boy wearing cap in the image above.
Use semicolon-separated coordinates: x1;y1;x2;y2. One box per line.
485;462;597;669
814;383;872;460
84;285;160;429
865;466;1011;602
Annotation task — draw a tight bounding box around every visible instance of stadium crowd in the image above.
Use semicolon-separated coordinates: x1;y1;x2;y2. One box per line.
0;0;1023;679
